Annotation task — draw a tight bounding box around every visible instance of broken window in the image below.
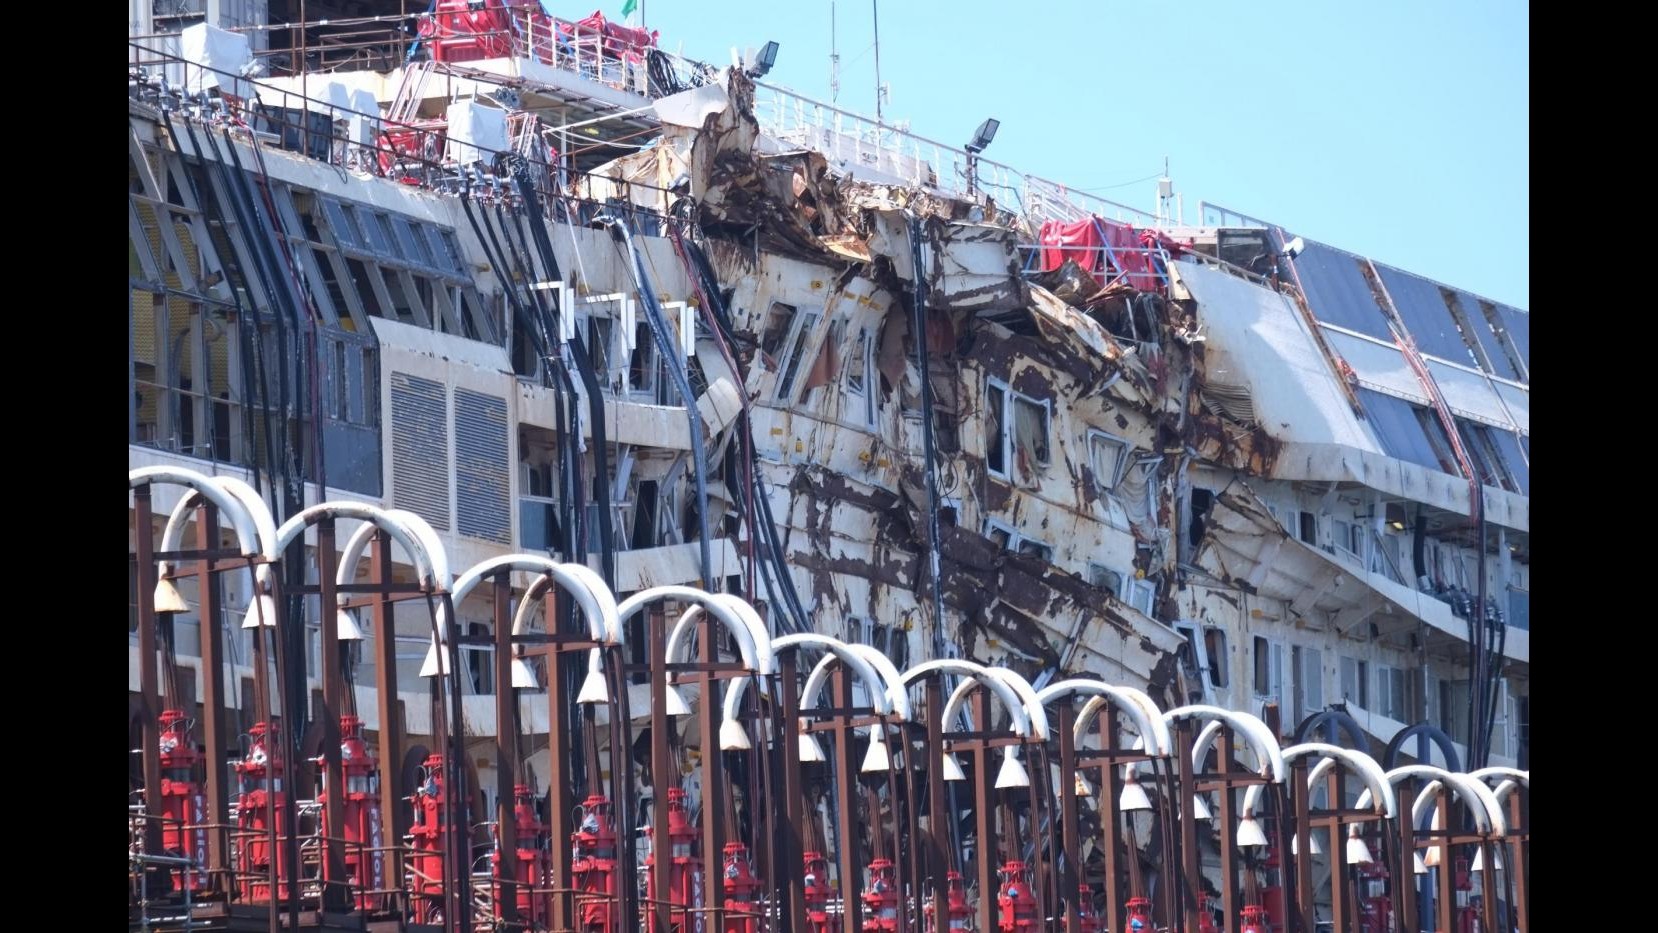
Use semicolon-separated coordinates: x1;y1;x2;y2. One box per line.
464;622;494;695
1121;577;1156;616
983;519;1051;563
1298;511;1318;545
1086;563;1123;597
986;379;1050;483
774;310;821;402
1203;629;1228;688
630;320;659;397
842;326;877;428
1253;637;1285;701
1294;646;1324;717
1087;429;1129;492
1339;656;1369;707
760;301;797;358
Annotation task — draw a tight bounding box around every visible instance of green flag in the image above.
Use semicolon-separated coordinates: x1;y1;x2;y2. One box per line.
620;0;637;17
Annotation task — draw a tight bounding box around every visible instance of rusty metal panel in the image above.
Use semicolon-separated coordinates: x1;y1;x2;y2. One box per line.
390;371;451;529
454;388;511;545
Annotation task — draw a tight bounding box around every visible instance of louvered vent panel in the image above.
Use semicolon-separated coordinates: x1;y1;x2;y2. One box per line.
390;372;450;529
454;387;510;544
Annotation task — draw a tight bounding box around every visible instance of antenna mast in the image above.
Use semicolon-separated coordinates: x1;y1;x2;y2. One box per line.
830;0;840;103
872;0;884;123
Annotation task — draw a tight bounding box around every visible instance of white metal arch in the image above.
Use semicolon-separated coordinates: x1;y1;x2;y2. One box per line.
898;659;1033;738
420;555;622;677
130;466;264;559
273;502;445;591
1163;705;1286;783
1040;679;1169;754
1469;766;1529;805
778;633;896;717
630;587;773;676
1386;765;1506;837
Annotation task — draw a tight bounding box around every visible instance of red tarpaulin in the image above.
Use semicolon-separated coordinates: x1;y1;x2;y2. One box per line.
574;10;659;61
1038;216;1163;292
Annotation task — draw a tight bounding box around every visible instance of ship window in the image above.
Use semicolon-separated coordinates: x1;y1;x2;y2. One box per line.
843;327;877;429
986;378;1050;484
1203;629;1228;688
1087;429;1129;491
982;519;1051;563
629;320;658;397
1086;563;1123;597
774;310;821;402
760;301;797;358
1298;511;1318;545
1339;656;1369;707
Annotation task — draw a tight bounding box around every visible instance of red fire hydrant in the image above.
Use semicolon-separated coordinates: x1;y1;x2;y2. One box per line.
493;784;551;925
1125;896;1153;933
1071;884;1098;933
644;787;703;932
723;841;763;933
1454;858;1481;933
1197;894;1221;933
1357;857;1392;933
234;722;294;904
926;870;973;933
407;753;451;923
996;861;1038;933
157;709;208;892
317;715;383;911
1240;904;1269;933
863;858;900;933
804;851;836;933
571;795;620;931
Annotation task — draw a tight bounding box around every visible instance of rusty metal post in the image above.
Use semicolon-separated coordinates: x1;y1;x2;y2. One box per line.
194;502;230;885
542;590;572;933
1507;791;1527;933
369;533;405;861
493;574;520;925
925;679;951;932
898;732;922;933
700;611;726;929
1325;769;1348;933
973;688;996;933
1057;704;1081;933
1177;719;1200;928
134;485;165;859
780;652;808;933
1393;781;1417;930
1217;729;1237;933
650;608;674;933
1434;795;1454;933
1098;707;1124;933
316;518;351;912
1291;757;1314;933
1479;840;1499;933
833;668;862;933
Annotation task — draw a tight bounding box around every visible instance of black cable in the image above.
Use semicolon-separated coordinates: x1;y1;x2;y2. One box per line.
601;213;714;585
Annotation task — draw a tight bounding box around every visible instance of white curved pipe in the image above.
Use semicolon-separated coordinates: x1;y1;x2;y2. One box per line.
554;560;625;644
1282;743;1395;818
1164;705;1285;783
214;476;280;563
778;633;893;717
1068;685;1172;756
899;659;1032;738
629;586;770;675
1385;765;1505;837
274;503;440;591
130;466;263;559
386;509;452;593
842;642;913;722
1469;766;1529;805
422;556;621;676
981;667;1049;741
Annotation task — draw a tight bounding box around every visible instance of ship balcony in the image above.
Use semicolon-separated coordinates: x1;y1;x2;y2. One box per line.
1199;489;1528;667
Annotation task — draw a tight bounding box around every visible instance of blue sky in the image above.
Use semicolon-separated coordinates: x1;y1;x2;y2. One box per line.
632;0;1529;308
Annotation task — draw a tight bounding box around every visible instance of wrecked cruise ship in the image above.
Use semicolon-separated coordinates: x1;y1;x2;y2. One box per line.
127;3;1529;931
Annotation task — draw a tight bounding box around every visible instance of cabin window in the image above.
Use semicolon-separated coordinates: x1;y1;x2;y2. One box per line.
983;519;1052;564
841;325;877;428
1339;656;1369;707
1203;629;1228;688
986;378;1050;483
1086;563;1123;597
1377;665;1412;722
775;310;821;402
1298;511;1318;545
629;320;658;397
1087;429;1130;492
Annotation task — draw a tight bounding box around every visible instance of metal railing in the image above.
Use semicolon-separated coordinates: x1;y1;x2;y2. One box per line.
750;80;1169;232
127;41;681;228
